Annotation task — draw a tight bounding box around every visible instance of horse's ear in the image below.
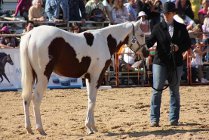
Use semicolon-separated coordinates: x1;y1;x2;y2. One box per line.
134;20;142;32
135;20;141;26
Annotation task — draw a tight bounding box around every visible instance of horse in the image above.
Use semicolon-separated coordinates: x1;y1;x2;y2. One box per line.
20;20;148;135
0;52;14;83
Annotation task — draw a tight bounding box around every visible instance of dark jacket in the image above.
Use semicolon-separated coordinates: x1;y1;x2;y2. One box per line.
146;19;191;67
69;0;86;21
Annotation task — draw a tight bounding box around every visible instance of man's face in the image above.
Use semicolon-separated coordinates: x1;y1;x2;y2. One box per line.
163;12;175;23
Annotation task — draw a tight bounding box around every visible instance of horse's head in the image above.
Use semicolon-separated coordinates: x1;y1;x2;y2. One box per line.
127;21;149;58
6;55;14;65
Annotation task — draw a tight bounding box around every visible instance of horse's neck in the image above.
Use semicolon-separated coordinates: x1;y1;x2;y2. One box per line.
101;23;132;44
0;57;7;67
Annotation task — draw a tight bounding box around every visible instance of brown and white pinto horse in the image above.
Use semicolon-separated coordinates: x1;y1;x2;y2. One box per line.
20;21;147;135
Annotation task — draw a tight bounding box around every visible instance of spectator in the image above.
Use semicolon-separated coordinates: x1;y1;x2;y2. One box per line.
176;0;194;20
28;0;45;22
102;0;114;23
85;0;106;21
149;0;163;31
23;20;34;33
68;0;86;22
112;0;129;24
0;26;19;48
45;0;69;22
118;44;145;84
137;11;150;32
13;0;32;20
70;22;82;33
135;0;152;16
125;0;138;21
146;2;191;127
191;44;209;83
198;0;209;24
190;0;201;22
119;45;144;71
202;7;209;44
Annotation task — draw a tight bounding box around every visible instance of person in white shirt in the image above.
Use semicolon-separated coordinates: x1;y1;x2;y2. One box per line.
119;45;143;71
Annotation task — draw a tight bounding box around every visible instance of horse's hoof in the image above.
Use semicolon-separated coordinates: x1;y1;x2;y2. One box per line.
87;130;94;135
36;128;47;136
91;126;98;132
26;127;34;135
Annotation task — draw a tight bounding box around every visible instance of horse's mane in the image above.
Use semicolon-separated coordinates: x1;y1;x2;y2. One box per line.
0;52;7;58
84;22;132;38
0;52;7;63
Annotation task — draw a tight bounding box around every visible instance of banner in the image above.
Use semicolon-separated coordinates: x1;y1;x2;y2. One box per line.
0;49;21;91
0;49;83;91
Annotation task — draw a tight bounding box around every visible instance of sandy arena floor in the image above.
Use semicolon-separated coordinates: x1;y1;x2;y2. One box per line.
0;86;209;140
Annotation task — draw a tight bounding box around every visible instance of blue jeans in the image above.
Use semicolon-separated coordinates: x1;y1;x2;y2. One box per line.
150;64;183;123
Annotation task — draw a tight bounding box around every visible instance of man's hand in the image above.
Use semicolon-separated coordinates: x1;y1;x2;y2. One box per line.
170;43;179;52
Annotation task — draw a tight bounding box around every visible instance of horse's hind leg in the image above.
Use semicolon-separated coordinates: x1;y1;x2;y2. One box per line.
23;95;33;134
22;78;33;134
32;75;48;135
85;78;98;134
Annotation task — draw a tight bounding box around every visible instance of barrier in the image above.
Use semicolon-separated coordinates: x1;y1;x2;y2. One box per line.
0;49;83;91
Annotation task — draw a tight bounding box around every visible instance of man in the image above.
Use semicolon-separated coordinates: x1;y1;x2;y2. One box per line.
45;0;69;22
146;2;191;127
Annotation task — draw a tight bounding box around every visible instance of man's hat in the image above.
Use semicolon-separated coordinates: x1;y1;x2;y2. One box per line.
162;2;176;14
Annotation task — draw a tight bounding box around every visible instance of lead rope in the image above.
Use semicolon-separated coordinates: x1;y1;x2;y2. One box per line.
150;43;178;91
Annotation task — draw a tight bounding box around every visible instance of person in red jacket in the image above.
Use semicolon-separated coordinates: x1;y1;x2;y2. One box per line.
13;0;32;20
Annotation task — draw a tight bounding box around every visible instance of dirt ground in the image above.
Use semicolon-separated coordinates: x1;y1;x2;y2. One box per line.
0;86;209;140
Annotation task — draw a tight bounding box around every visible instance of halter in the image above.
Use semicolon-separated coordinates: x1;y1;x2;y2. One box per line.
128;23;147;54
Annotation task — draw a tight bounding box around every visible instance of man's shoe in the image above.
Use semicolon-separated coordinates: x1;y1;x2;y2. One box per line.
150;121;159;127
170;120;178;126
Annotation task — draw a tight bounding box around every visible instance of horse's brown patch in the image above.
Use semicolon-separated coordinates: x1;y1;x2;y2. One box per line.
96;59;112;88
44;38;91;79
84;32;94;46
107;34;129;56
107;35;117;56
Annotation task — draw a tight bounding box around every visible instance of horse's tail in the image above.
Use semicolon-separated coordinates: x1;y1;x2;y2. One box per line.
20;33;34;101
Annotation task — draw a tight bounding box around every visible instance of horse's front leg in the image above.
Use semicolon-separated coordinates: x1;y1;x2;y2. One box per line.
85;78;98;134
2;73;11;84
32;76;48;135
0;75;3;83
